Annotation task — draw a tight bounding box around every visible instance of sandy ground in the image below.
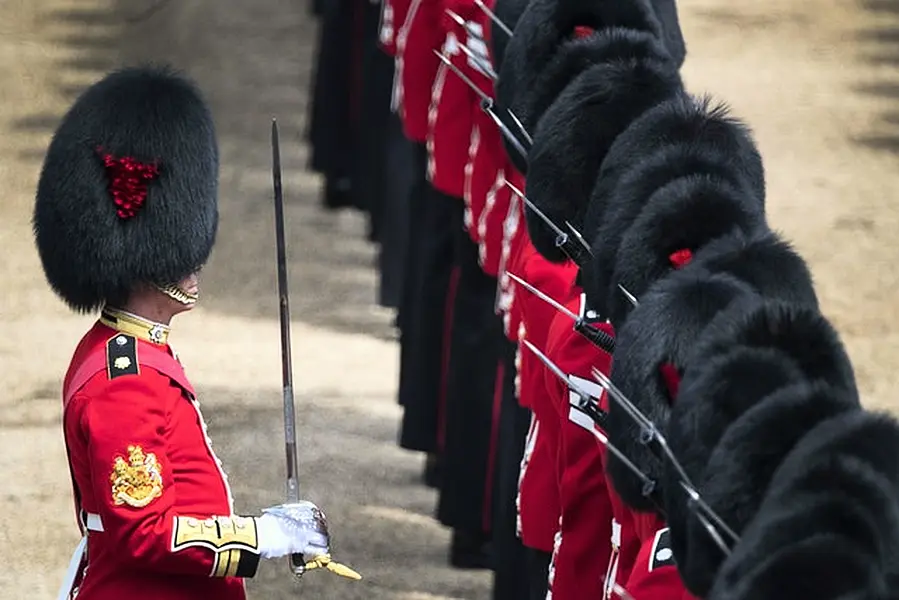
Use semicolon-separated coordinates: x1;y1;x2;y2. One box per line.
0;0;897;598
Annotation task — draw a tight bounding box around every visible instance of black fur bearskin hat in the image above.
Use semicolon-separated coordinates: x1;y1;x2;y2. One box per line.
33;65;219;313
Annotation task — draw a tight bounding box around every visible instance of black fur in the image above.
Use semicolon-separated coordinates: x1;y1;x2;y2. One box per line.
687;298;857;398
606;176;765;329
708;410;899;599
605;266;757;511
490;0;530;73
663;294;858;580
514;28;674;145
496;0;668;173
497;0;660;115
585;95;764;314
669;380;859;596
34;65;218;312
524;55;682;261
492;0;535;173
651;0;686;65
690;227;818;308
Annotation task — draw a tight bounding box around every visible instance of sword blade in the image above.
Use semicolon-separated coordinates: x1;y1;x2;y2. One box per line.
271;119;306;577
271;118;300;504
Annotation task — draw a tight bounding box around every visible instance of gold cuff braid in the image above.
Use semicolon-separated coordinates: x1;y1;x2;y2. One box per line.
171;515;259;553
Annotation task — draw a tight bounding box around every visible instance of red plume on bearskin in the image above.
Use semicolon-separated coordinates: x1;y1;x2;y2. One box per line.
33;65;219;313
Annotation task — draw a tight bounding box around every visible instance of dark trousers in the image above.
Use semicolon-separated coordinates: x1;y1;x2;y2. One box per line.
437;195;504;534
377;113;415;310
491;337;531;600
398;177;456;454
527;548;552;600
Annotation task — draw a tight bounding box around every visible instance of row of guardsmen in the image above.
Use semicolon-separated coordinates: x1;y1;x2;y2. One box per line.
304;0;899;597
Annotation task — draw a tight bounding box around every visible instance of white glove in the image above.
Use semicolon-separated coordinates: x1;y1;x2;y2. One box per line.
256;501;331;560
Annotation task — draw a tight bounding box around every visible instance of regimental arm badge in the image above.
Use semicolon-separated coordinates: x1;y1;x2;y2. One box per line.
110;445;164;508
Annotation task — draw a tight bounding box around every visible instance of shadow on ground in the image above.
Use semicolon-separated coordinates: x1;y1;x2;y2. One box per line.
853;0;899;153
8;0;396;340
200;386;491;600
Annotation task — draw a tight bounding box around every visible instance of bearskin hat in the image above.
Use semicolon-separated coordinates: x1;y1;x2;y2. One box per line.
584;94;765;316
33;65;219;313
708;409;899;599
605;265;757;511
663;297;860;595
524;55;682;262
495;0;682;174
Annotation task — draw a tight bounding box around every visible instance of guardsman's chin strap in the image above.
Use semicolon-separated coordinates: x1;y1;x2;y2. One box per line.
156;283;199;306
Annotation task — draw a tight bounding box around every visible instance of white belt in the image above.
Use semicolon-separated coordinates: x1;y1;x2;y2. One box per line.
56;514;104;600
84;513;104;532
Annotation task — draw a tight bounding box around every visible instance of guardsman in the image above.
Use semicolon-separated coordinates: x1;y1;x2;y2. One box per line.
35;66;345;600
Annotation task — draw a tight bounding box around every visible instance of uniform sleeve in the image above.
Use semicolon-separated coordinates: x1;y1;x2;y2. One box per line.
77;372;261;579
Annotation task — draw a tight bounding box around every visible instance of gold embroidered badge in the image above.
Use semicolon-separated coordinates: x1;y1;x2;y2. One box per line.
110;445;163;508
113;356;132;370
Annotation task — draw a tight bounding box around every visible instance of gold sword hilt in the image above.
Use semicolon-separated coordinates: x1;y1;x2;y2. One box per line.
300;553;362;580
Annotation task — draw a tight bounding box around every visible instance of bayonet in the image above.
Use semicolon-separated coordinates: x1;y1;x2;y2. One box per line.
590;366;739;551
618;283;639;308
473;0;514;37
456;41;498;80
522;340;654;496
506;272;615;353
503;181;592;268
444;8;489;43
432;49;529;159
565;221;593;257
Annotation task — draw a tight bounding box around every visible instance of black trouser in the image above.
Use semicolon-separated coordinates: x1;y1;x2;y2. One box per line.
398;177;456;455
527;548;552;600
377;112;415;310
492;337;531;599
437;195;503;534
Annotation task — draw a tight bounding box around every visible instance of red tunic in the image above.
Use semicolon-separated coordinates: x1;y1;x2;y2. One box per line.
591;377;695;598
465;96;503;241
493;172;523;341
544;288;614;599
515;251;577;552
61;321;260;600
625;527;699;600
378;0;408;56
426;0;491;197
395;0;443;142
495;172;527;344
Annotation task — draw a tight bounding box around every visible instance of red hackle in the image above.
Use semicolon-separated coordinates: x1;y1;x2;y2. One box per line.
97;147;161;220
668;248;693;269
573;26;594;39
659;363;681;402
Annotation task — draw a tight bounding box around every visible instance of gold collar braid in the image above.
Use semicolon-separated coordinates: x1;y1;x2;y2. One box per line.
100;307;171;345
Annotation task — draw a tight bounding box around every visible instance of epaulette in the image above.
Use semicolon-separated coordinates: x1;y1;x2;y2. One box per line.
106;333;140;379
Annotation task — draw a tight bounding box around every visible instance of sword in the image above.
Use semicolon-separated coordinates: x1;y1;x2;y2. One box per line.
270;120;363;582
270;118;306;578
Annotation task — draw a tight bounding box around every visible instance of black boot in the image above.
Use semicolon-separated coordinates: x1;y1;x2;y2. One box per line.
423;452;442;488
450;529;494;570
